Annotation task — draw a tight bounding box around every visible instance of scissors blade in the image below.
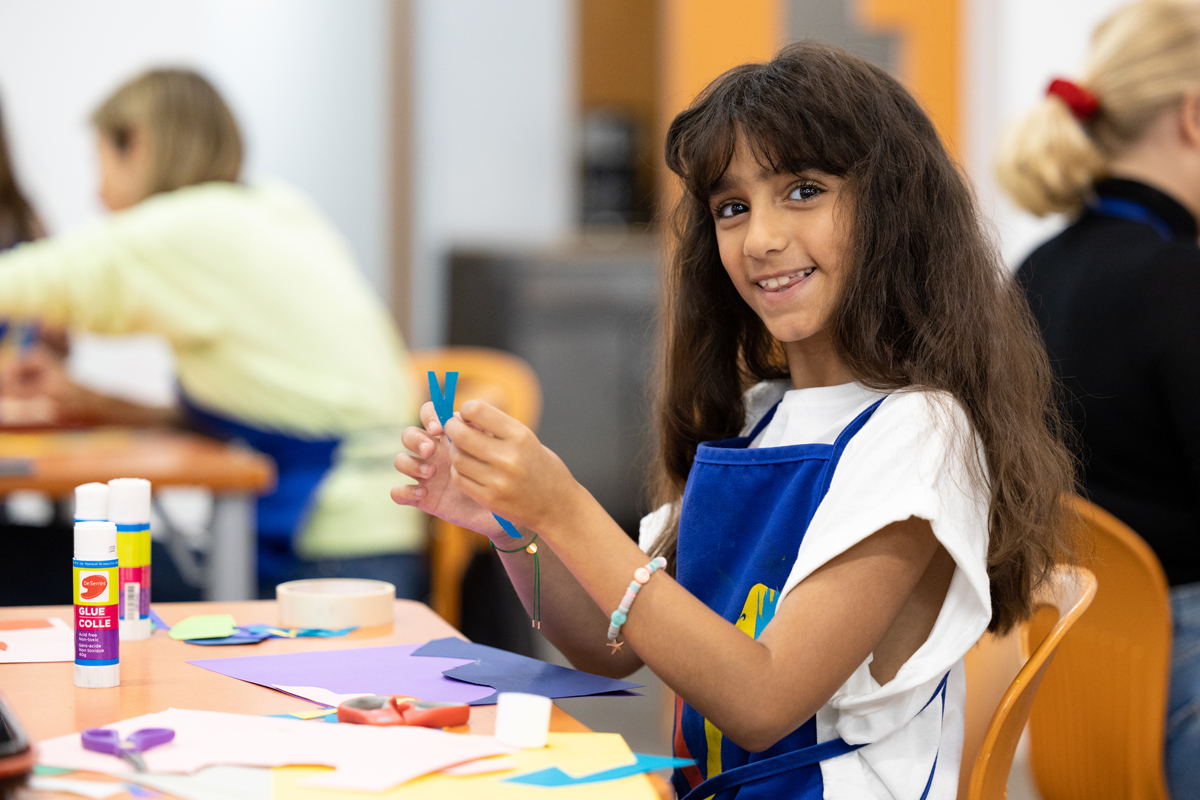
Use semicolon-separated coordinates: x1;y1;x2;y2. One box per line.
120;749;147;772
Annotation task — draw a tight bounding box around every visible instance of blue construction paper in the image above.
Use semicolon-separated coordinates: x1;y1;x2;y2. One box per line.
188;643;495;704
183;624;356;646
185;631;271;646
427;370;522;539
505;753;696;786
412;637;642;705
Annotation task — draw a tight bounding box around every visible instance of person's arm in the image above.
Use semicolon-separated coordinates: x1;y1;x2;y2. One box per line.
407;400;947;753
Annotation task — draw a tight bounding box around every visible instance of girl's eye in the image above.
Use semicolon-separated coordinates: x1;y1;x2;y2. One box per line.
789;183;823;202
715;201;748;219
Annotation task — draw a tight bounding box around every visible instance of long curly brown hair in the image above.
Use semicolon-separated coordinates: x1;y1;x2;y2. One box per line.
648;42;1076;634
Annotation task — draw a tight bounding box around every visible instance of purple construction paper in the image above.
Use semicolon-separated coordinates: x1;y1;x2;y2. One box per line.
412;637;643;705
187;643;494;704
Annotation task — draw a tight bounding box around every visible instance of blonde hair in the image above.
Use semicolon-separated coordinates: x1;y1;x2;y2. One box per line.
92;68;242;198
997;0;1200;216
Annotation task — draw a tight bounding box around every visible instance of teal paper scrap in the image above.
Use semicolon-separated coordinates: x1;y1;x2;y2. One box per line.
427;371;522;538
504;753;695;786
184;624;356;646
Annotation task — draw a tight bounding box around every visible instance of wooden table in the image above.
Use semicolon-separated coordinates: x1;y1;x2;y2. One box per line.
0;429;275;601
0;601;593;799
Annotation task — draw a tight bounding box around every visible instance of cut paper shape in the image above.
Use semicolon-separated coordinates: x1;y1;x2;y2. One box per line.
184;631;271;646
504;753;695;786
427;371;521;539
440;757;518;777
412;637;642;705
149;608;170;632
268;707;339;721
271;732;659;800
271;686;370;708
169;615;236;641
188;644;493;705
123;783;162;798
125;766;271;800
0;617;73;663
26;777;126;798
181;624;356;646
36;707;514;793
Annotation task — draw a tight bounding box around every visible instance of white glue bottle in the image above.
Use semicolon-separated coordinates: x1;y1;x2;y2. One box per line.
73;519;119;688
74;482;109;523
109;478;152;641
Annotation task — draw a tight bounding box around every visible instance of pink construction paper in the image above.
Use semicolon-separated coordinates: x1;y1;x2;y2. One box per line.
186;643;493;705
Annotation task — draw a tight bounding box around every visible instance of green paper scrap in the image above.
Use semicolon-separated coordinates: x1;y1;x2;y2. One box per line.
33;764;75;776
168;615;237;641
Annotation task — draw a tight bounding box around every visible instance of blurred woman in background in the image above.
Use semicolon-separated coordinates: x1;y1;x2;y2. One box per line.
0;69;425;601
997;1;1200;794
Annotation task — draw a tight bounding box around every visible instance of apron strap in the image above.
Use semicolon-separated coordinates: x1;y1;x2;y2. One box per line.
1089;196;1174;242
680;669;949;800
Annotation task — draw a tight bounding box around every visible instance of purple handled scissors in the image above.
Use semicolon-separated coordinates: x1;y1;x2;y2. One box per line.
81;728;175;772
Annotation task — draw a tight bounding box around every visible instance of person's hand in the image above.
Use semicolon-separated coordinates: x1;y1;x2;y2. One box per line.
442;400;584;534
392;401;505;538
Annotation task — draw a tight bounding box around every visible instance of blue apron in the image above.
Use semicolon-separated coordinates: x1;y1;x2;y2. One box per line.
673;396;940;800
1089;196;1174;242
180;393;340;584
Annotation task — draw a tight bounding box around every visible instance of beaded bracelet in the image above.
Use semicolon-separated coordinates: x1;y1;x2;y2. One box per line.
606;556;666;654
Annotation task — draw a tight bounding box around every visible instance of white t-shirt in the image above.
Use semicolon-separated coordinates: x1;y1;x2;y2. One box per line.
639;380;991;800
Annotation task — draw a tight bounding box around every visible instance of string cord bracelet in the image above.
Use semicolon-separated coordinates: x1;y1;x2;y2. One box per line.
607;557;666;654
491;533;542;629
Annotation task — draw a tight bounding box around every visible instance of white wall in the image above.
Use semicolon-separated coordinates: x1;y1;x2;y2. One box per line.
965;0;1130;267
0;0;390;294
410;0;576;347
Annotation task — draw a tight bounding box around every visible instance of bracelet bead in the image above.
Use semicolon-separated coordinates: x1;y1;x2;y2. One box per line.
611;611;627;626
628;581;642;593
634;567;651;583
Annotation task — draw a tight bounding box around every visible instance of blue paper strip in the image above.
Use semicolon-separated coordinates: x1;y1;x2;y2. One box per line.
411;636;642;705
505;753;696;786
427;370;522;539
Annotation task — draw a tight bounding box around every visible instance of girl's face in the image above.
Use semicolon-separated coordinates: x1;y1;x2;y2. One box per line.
709;139;851;359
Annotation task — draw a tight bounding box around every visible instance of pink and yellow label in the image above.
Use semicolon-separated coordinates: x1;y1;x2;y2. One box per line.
117;524;151;621
74;559;119;665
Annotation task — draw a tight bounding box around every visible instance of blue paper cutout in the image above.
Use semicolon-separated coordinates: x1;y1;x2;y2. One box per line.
504;753;696;786
183;624;357;646
427;370;522;539
149;608;170;632
411;636;642;705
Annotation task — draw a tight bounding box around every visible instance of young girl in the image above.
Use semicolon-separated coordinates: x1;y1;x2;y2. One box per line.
394;43;1074;799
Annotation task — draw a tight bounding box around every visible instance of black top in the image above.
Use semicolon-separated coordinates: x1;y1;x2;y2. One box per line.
1018;178;1200;585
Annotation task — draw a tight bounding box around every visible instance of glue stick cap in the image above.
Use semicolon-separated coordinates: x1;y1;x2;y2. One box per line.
107;478;151;525
74;520;117;561
74;482;110;522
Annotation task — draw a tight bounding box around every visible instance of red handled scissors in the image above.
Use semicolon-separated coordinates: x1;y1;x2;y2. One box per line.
337;696;470;728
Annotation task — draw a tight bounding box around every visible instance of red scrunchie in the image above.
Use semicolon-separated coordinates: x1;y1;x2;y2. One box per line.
1047;78;1100;121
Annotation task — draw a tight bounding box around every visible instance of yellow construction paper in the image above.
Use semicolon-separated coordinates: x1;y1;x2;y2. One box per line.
285;708;336;720
270;732;659;800
168;615;237;641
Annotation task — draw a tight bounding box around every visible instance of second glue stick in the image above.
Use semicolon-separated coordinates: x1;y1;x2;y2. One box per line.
110;478;152;641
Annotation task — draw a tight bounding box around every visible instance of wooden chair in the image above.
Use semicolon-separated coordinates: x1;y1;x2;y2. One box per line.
963;565;1097;800
407;347;543;628
1024;497;1172;800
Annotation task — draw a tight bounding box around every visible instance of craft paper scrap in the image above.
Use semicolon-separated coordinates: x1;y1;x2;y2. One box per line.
183;624;356;646
187;644;493;705
169;615;236;641
123;783;162;798
26;776;125;798
271;732;659;800
125;766;272;800
412;637;642;705
271;686;369;708
36;707;514;792
505;753;695;786
33;765;74;776
440;757;518;777
0;617;73;663
149;608;170;632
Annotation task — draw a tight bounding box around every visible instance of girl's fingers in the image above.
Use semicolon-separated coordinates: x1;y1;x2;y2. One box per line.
457;400;524;440
444;416;504;462
400;426;436;458
389;483;427;506
394;452;435;480
446;441;495;486
419;401;443;435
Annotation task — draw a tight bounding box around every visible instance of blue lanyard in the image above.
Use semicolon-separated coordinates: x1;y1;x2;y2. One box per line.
1090;196;1174;242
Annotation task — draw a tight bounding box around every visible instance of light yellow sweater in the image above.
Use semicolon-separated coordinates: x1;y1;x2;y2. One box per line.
0;181;422;558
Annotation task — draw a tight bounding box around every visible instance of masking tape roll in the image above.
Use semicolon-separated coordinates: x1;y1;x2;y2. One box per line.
493;692;551;749
276;579;395;630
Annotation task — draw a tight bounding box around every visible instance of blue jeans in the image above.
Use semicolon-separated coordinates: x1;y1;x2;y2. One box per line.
1168;582;1200;799
257;552;429;603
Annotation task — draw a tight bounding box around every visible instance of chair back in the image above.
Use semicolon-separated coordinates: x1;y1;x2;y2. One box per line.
1025;496;1172;800
966;566;1097;800
406;347;543;628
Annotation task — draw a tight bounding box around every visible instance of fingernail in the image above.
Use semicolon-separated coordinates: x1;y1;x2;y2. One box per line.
421;443;432;456
420;464;431;475
414;486;425;498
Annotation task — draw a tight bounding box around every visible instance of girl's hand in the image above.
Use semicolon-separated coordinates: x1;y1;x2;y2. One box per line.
443;400;584;533
391;401;504;538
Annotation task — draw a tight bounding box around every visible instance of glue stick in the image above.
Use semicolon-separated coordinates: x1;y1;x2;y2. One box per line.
74;482;109;523
73;519;119;688
109;478;152;641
